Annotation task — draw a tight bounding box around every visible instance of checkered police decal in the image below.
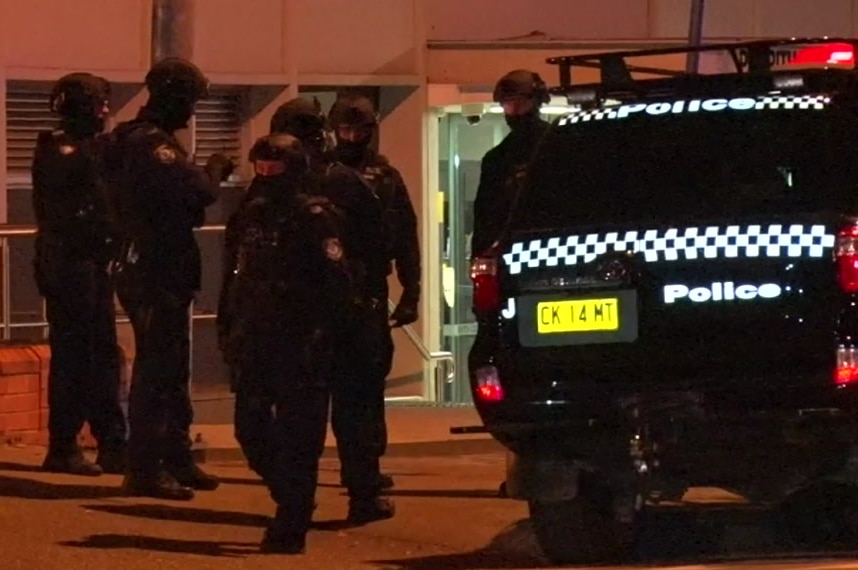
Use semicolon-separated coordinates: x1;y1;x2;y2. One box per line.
502;224;835;275
557;94;830;126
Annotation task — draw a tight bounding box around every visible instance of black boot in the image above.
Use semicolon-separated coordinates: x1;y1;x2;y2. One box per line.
341;472;395;490
378;473;395;490
347;496;395;526
42;448;102;477
122;470;195;501
168;463;220;491
95;444;127;475
259;506;308;555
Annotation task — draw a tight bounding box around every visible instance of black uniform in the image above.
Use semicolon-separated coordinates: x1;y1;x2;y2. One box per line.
218;133;332;480
471;70;551;257
218;134;362;554
268;98;402;492
102;57;233;501
32;73;126;477
323;94;421;498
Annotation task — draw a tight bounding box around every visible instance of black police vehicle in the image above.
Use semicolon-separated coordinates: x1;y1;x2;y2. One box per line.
467;38;858;564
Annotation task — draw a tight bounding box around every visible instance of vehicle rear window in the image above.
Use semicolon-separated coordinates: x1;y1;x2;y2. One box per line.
511;95;858;230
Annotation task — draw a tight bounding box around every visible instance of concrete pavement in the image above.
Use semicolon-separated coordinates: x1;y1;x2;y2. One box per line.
191;403;500;462
4;443;858;569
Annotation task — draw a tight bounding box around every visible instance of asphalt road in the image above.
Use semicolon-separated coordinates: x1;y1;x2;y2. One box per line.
2;445;858;570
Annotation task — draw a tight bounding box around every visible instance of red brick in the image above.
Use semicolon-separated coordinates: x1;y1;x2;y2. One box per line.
0;347;40;376
0;392;40;414
6;430;45;446
0;410;40;433
29;344;51;397
0;374;39;396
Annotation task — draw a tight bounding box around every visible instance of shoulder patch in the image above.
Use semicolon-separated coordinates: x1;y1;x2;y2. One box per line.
304;196;332;215
153;144;177;164
323;237;343;261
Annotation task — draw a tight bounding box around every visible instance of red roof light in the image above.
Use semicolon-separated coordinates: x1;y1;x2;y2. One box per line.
790;42;854;67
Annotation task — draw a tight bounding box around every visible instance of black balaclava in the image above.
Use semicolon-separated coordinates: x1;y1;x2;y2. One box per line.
328;95;378;167
142;57;209;133
270;97;329;166
50;72;111;138
247;133;310;201
493;69;550;132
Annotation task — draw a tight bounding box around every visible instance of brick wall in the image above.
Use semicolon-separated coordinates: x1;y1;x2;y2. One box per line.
0;343;131;448
0;345;46;445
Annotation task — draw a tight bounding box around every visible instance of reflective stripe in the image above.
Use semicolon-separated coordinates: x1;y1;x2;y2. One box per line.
557;94;830;126
502;224;835;275
254;160;286;176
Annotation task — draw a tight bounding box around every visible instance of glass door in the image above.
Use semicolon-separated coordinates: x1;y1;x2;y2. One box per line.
437;111;509;403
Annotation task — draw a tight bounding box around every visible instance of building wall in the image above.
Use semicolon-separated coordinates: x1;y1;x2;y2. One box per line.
0;0;429;401
426;0;858;42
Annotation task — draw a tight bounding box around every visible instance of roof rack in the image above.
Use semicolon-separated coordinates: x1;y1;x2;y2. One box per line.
546;37;858;97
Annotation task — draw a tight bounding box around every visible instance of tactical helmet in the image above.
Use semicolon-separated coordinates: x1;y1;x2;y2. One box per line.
270;97;324;137
492;69;550;105
145;57;209;101
328;94;378;130
248;133;308;176
49;72;110;117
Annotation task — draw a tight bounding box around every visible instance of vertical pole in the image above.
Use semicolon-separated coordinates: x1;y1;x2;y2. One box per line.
1;238;9;340
151;0;197;395
151;0;195;64
686;0;706;74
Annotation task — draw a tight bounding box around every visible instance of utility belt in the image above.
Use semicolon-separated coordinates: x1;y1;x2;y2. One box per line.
36;228;114;264
353;295;384;312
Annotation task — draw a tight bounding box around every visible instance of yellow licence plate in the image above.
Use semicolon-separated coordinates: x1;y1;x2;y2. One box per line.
536;298;620;334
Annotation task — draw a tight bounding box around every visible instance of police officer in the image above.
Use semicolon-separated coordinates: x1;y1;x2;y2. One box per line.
323;93;421;499
32;73;127;476
270;97;400;492
217;134;357;553
218;133;327;480
470;70;551;257
103;57;234;500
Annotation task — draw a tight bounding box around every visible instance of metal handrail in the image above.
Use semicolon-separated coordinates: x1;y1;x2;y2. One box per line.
0;223;456;400
0;224;227;339
387;299;456;401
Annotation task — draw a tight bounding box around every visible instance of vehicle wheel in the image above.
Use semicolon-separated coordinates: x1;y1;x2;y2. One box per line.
528;483;638;565
778;481;858;549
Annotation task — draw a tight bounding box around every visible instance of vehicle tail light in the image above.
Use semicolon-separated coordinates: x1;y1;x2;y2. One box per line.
836;346;858;386
474;365;504;402
790;42;855;68
471;256;501;313
836;223;858;293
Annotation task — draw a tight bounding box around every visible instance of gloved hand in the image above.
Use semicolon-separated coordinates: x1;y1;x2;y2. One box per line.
389;298;418;328
206;152;235;183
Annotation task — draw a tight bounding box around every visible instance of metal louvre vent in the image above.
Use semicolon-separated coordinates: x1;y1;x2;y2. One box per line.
194;90;242;168
6;89;53;177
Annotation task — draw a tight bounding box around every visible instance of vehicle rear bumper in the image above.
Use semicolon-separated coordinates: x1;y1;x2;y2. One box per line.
493;405;858;503
469;330;858;436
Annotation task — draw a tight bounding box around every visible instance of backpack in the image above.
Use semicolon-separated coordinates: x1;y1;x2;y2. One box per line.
218;181;352;369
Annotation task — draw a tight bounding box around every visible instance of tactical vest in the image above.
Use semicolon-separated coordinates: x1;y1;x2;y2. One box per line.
229;194;300;310
327;161;399;274
221;188;351;369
